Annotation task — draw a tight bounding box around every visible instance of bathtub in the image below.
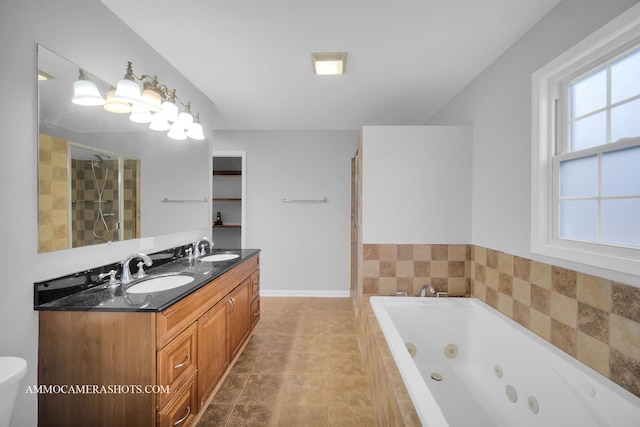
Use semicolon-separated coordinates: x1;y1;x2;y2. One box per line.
369;296;640;427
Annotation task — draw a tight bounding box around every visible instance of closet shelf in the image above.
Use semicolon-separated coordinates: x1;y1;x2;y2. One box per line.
212;198;241;202
212;224;241;228
213;170;241;176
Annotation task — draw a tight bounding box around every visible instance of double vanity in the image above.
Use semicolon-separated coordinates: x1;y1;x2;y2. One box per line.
34;244;260;427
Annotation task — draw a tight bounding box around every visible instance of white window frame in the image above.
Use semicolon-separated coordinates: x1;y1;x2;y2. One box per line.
532;3;640;276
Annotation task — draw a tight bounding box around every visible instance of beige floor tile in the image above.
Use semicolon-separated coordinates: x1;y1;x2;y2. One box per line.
328;406;377;426
289;352;330;375
328;375;373;406
292;334;330;353
197;404;234;426
212;373;249;404
252;352;292;375
329;353;366;376
278;406;329;427
226;404;280;426
329;335;361;354
283;375;329;405
198;298;376;427
237;374;288;405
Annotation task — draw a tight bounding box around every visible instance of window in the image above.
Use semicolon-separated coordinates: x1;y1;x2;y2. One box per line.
532;4;640;275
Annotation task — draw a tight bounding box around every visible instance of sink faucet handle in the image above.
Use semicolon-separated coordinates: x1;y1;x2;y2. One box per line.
193;237;214;258
98;270;118;287
134;261;147;279
436;291;449;298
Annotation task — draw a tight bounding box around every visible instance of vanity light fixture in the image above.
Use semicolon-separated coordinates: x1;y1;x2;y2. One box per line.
71;69;106;106
71;61;206;141
311;52;347;75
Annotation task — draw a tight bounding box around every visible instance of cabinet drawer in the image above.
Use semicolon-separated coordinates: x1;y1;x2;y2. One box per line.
250;270;260;302
250;297;260;330
157;323;197;410
158;371;198;427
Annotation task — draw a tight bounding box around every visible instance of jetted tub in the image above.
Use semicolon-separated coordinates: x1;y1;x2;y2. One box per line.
369;296;640;427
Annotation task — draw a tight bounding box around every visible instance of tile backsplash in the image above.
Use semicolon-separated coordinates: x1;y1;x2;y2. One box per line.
361;243;640;397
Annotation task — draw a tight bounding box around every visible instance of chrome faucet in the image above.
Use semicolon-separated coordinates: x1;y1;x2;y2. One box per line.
193;237;214;258
121;253;152;285
419;284;436;297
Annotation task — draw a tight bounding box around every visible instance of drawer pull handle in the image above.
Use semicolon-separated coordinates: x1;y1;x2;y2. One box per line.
173;354;190;369
173;405;191;426
254;310;260;316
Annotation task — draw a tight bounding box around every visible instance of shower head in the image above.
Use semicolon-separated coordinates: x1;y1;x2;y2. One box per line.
92;154;110;168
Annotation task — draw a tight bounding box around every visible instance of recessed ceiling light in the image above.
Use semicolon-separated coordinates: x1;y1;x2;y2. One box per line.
311;52;347;75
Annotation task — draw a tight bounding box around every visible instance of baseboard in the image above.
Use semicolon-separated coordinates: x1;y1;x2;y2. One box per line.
260;290;351;298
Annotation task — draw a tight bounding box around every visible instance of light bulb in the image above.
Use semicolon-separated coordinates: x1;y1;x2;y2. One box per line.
103;89;132;114
149;113;171;131
141;88;162;113
177;111;193;128
186;122;205;140
111;78;141;104
130;104;152;123
72;79;105;106
167;122;187;140
161;100;179;122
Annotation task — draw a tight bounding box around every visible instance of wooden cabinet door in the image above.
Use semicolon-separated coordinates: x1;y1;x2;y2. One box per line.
197;300;228;409
228;278;250;360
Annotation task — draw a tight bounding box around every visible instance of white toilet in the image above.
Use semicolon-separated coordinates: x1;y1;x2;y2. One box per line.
0;357;27;427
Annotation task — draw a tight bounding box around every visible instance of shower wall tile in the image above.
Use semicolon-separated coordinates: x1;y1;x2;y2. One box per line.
38;134;69;252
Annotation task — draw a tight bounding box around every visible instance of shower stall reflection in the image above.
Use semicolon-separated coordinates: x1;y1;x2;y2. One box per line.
70;144;139;248
37;136;140;252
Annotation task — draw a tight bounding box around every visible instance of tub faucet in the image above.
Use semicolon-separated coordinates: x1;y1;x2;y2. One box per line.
419;284;436;297
121;252;152;285
193;237;214;258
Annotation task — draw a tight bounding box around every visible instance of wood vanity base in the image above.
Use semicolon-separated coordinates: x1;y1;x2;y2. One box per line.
38;254;260;427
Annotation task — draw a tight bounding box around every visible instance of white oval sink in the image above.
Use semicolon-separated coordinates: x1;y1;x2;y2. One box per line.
125;274;195;294
200;253;240;262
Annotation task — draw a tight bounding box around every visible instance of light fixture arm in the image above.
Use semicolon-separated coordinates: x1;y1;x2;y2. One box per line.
124;62;192;109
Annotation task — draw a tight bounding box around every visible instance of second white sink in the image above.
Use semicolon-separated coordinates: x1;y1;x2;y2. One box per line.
125;274;195;294
200;253;240;262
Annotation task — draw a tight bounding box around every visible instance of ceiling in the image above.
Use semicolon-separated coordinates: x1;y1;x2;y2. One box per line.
100;0;562;131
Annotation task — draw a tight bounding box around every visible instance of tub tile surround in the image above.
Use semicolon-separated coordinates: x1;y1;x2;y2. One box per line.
360;243;640;398
362;244;470;297
357;296;421;426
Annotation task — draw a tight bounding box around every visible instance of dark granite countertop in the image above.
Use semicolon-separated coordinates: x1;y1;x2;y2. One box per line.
34;249;260;312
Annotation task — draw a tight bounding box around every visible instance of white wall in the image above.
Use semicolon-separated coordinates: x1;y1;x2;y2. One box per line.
425;0;640;284
361;126;472;244
0;1;215;425
212;130;358;296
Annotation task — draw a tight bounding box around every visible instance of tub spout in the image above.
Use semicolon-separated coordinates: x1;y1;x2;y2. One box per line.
419;284;435;297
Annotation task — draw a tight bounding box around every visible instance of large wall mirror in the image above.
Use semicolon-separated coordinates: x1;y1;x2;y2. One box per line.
37;45;209;253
